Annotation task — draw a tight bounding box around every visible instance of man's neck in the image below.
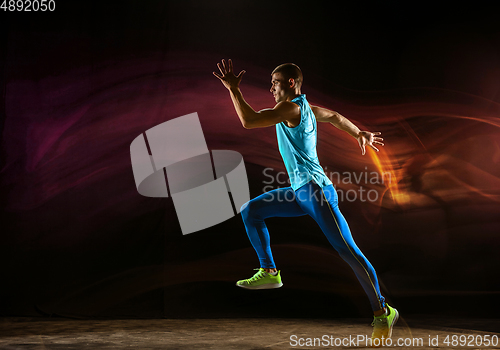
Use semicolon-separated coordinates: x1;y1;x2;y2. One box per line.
286;91;302;102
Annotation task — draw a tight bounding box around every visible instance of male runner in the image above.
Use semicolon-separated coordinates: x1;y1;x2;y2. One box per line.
213;59;399;342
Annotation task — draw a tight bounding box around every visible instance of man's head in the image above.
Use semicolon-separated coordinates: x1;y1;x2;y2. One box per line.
270;63;303;103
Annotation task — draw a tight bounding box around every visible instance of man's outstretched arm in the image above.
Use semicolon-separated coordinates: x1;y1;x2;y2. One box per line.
213;59;299;129
310;105;384;155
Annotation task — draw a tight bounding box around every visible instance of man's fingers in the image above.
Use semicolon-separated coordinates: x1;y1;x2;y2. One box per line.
228;59;234;73
374;137;383;142
373;132;382;135
373;141;384;146
369;144;380;152
217;63;225;76
213;71;223;80
222;59;228;73
236;70;246;79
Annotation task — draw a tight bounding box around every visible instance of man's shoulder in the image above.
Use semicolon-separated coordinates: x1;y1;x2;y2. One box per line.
275;100;301;111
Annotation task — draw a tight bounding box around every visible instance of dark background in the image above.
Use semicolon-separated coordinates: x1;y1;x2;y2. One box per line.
1;1;499;320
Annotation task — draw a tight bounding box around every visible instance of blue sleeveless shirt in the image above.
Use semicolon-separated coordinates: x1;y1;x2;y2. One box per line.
276;94;333;191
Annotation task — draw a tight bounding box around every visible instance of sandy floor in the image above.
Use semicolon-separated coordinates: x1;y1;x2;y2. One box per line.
0;317;499;349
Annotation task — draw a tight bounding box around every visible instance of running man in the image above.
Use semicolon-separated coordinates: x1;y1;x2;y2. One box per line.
213;59;399;342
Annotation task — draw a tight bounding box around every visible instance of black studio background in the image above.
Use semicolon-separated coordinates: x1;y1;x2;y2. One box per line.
1;1;499;319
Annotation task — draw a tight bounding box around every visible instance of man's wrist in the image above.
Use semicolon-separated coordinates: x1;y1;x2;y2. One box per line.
229;86;241;94
351;130;361;139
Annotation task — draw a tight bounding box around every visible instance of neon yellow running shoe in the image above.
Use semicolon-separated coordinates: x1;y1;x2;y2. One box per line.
370;304;399;347
236;268;283;290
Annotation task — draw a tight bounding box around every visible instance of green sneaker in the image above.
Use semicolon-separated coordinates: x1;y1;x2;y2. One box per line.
371;304;399;347
236;268;283;290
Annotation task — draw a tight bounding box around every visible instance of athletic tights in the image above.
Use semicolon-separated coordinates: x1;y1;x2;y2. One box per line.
240;180;386;312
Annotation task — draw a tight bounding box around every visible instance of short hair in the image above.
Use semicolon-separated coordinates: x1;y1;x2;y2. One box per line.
272;63;303;88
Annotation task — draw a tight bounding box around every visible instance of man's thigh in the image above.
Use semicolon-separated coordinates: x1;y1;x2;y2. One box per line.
242;186;307;219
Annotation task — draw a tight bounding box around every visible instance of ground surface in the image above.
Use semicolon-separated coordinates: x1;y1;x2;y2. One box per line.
0;317;498;349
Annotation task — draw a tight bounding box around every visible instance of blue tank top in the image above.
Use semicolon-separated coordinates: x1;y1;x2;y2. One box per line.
276;94;333;190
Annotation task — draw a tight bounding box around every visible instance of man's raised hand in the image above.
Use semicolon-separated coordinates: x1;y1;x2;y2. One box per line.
357;131;384;155
213;59;246;90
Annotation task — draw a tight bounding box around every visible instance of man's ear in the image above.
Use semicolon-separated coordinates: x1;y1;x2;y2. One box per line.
289;78;296;88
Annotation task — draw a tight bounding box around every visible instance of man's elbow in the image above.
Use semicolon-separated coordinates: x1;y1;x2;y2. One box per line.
242;111;265;129
242;120;258;129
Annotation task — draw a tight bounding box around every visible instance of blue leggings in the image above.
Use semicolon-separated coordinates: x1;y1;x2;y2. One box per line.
240;181;386;312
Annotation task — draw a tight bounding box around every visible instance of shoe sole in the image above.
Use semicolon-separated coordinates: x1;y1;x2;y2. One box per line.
387;308;399;338
236;282;283;290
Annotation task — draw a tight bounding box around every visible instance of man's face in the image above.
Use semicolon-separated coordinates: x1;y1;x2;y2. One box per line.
270;72;291;103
